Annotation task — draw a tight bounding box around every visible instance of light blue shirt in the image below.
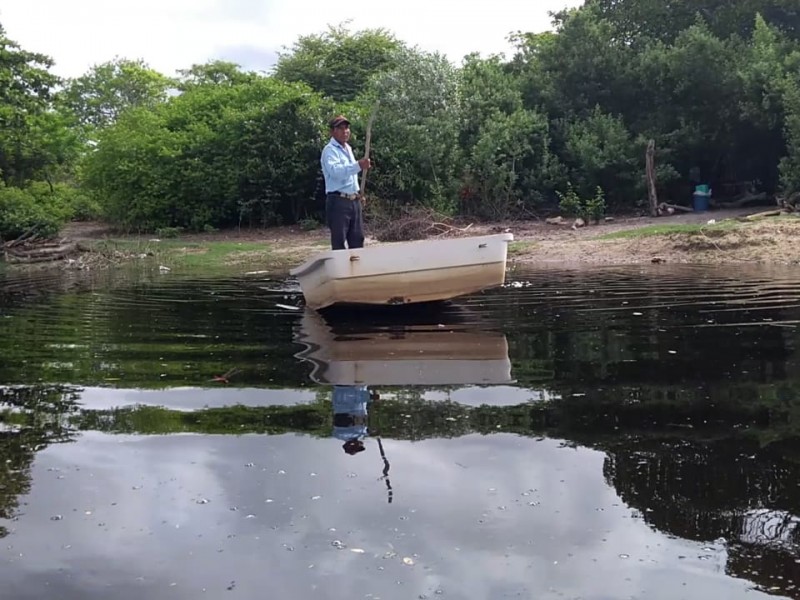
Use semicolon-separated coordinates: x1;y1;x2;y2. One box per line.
332;385;372;441
321;138;361;194
332;385;371;416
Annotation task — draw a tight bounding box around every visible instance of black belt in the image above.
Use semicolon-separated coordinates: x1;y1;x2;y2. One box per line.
328;191;360;200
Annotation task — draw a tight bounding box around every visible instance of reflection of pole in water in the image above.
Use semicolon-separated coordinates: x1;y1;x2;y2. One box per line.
376;437;393;504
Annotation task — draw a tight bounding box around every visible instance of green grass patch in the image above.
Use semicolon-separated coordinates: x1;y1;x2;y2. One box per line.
168;241;273;268
508;240;538;256
89;239;281;271
86;237;330;274
596;220;742;240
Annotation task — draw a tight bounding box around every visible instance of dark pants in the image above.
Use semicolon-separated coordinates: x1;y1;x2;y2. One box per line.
326;194;364;250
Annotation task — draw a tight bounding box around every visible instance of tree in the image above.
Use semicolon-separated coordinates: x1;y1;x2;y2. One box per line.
82;76;330;231
274;24;403;102
587;0;800;46
459;55;563;217
779;74;800;195
465;108;560;219
459;54;525;149
175;60;259;90
0;23;61;186
59;58;173;129
591;19;746;203
560;107;638;208
516;4;636;119
732;15;796;194
360;48;462;212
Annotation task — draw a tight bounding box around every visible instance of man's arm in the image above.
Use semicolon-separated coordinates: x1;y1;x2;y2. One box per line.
321;145;362;178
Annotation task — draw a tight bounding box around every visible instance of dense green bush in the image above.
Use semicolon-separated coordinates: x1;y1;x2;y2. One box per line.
557;183;607;223
81;78;330;232
0;185;67;241
780;77;800;195
25;182;101;221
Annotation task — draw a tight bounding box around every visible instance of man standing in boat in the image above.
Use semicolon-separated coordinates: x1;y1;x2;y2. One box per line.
321;115;371;250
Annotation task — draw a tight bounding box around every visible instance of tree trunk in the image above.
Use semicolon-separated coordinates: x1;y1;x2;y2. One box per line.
646;139;658;217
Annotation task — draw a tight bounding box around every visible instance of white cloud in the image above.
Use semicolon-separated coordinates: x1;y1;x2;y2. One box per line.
0;0;582;78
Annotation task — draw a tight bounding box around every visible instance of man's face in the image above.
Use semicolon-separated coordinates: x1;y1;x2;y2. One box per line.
332;123;350;145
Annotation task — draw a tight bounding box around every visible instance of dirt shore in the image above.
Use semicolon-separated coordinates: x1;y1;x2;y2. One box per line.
502;209;800;266
59;207;800;269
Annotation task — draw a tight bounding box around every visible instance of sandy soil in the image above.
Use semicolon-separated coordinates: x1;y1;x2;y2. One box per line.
501;209;800;266
60;207;800;267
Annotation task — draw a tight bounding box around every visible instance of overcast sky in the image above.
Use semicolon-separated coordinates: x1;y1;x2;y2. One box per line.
1;0;582;78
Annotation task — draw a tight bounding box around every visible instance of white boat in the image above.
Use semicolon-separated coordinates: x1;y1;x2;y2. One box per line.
293;309;513;386
289;233;513;310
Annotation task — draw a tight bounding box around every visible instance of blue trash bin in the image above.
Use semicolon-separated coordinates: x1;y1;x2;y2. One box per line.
692;184;711;212
693;192;709;212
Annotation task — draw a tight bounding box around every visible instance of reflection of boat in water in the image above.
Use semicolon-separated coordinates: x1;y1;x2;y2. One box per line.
293;308;513;386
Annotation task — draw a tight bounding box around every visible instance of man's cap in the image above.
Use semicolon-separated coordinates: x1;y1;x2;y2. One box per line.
329;115;350;129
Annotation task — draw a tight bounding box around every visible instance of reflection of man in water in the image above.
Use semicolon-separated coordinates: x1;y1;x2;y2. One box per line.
332;385;379;455
332;385;393;503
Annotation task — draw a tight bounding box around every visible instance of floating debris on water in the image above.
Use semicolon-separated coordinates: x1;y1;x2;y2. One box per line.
276;303;300;311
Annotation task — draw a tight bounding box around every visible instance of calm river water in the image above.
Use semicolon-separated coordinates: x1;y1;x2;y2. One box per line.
1;263;799;599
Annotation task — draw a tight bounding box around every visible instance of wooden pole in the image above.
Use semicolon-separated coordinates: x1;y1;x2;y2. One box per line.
360;101;380;197
376;436;393;504
646;139;658;217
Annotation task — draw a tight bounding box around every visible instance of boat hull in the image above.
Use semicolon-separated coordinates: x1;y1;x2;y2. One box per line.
289;233;513;310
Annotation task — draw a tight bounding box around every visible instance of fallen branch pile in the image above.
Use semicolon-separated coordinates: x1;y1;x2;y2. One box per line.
777;192;800;212
2;237;81;264
369;206;473;242
1;226;85;264
657;202;693;215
